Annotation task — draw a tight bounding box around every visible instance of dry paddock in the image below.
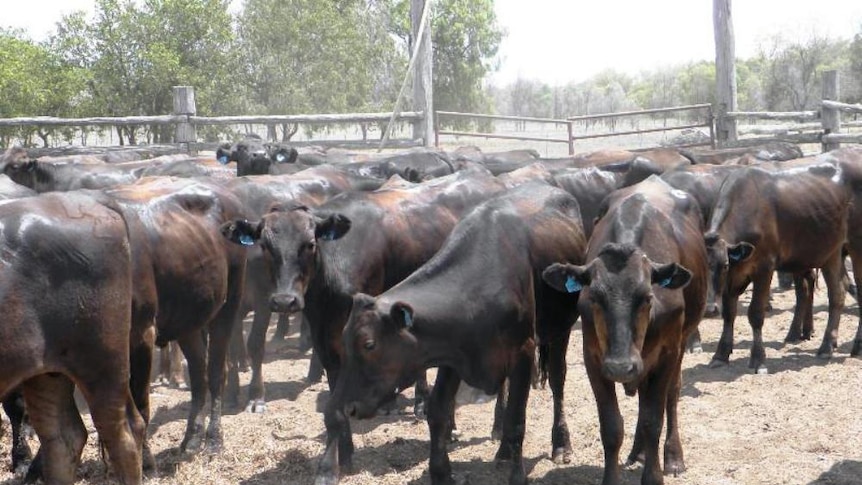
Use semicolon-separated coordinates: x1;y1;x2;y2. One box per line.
1;280;861;485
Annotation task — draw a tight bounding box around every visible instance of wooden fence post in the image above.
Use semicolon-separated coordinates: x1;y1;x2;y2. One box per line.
173;86;196;154
713;0;738;147
821;70;841;152
411;0;434;147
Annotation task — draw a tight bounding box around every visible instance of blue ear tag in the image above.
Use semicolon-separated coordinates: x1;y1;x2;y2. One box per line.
402;308;413;328
729;252;742;262
239;234;255;246
320;229;336;241
217;155;229;165
659;276;673;288
565;275;582;293
275;153;286;162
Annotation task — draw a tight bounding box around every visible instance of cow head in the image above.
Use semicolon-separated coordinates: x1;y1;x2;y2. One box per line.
220;205;351;313
2;157;39;190
267;145;299;165
340;294;421;419
542;243;691;383
703;232;755;308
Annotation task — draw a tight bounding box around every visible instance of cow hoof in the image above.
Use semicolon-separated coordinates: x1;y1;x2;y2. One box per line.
313;473;340;485
181;436;203;455
687;343;703;354
622;458;643;471
704;307;720;318
551;447;572;464
245;400;268;414
708;358;728;369
754;366;769;375
414;400;427;417
816;351;833;360
490;427;503;441
448;428;462;442
664;460;686;477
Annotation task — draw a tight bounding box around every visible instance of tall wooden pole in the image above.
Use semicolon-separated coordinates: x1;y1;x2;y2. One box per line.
821;70;841;152
411;0;434;147
713;0;738;147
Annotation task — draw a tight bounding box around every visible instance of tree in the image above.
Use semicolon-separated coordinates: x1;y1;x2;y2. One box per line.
0;29;88;146
50;0;237;144
386;0;504;115
236;0;403;140
848;26;862;103
756;33;847;111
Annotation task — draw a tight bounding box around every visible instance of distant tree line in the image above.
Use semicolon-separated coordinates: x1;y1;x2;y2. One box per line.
0;0;502;147
490;28;862;122
2;1;859;148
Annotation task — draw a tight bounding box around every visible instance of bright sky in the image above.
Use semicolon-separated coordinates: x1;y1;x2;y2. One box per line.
5;0;862;86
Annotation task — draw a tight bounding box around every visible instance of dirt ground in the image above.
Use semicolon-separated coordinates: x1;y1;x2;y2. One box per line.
1;278;861;485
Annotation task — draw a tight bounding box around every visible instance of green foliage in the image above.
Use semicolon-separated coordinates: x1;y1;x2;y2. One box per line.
237;0;402;118
48;0;237;144
0;29;88;146
386;0;503;115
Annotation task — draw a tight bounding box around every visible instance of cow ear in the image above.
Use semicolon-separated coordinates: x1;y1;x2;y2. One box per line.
542;263;590;294
220;219;262;246
651;262;691;289
315;213;351;241
390;302;414;330
727;242;755;263
273;148;298;164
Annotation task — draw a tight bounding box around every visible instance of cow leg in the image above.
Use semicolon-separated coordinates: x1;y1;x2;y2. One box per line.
816;254;846;359
496;352;532;485
3;390;32;475
747;273;774;373
490;380;508;441
245;304;273;413
129;325;156;475
81;377;146;485
21;374;87;485
427;366;460;485
178;332;208;454
168;341;185;387
847;243;862;356
317;364;355;485
632;361;674;485
414;371;430;417
785;271;814;343
585;352;623;485
297;314;313;352
546;335;572;464
204;308;239;453
710;288;742;366
662;350;687;477
685;328;702;354
307;351;325;383
226;320;244;409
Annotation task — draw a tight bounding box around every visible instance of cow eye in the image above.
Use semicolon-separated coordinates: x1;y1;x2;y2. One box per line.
300;241;316;254
363;340;376;351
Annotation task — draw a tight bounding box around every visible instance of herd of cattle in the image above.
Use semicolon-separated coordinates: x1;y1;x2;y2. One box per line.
0;138;859;485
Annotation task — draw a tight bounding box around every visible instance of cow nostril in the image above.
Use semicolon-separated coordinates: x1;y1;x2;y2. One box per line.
270;294;303;314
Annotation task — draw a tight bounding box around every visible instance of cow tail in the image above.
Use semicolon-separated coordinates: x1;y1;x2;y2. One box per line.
535;342;549;390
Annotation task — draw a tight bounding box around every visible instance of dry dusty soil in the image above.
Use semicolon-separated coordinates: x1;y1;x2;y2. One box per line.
1;279;861;485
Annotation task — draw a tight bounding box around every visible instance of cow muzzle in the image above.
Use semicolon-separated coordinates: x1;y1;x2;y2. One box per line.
601;356;642;383
269;293;304;314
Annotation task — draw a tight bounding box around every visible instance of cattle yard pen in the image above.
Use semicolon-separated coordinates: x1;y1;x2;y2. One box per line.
1;71;861;157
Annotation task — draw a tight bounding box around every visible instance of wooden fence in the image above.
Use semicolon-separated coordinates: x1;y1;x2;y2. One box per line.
435;104;714;155
723;70;862;151
0;86;427;152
